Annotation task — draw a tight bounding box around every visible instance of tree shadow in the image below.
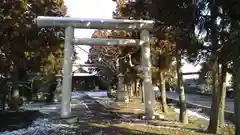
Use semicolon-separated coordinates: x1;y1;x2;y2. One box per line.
70;121;168;135
108;111;207;133
80;96;208;134
0;110;43;132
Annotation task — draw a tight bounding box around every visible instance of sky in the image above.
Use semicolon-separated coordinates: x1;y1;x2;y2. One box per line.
64;0;201;78
65;0;116;65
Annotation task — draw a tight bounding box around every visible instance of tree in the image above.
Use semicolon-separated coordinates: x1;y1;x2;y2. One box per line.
196;0;234;132
195;0;240;133
151;38;177;113
118;0;204;123
114;0;240;133
0;0;67;106
89;30;126;86
199;62;213;94
232;29;240;135
218;1;240;134
225;15;240;135
88;29;142;100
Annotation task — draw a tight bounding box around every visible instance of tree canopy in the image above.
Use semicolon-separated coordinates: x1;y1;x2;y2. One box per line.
0;0;67;81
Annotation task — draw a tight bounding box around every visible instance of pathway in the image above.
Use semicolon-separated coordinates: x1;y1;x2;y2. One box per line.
1;92;233;135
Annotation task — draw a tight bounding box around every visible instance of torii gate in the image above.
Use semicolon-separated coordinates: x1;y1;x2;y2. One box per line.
35;16;155;119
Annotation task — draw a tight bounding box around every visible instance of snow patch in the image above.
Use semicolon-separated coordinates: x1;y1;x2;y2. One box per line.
71;91;87;99
0;119;77;135
93;97;113;107
23;92;86;114
22;103;60;114
170;105;209;120
155;125;196;132
85;91;108;97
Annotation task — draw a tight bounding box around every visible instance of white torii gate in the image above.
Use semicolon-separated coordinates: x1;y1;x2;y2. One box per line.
35;16;155;119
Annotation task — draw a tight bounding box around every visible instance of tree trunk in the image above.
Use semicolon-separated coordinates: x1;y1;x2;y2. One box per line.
218;63;227;127
126;84;131;99
160;72;168;113
207;55;220;133
207;1;220;133
0;79;8;111
8;67;22;111
129;82;134;97
116;73;128;102
46;79;57;103
134;80;138;96
140;80;144;103
233;56;240;135
176;52;188;124
132;81;136;96
231;19;240;135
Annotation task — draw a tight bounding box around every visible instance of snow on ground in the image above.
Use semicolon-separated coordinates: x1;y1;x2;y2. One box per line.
23;92;88;114
22;91;107;114
89;91;211;122
23;103;60;114
90;94;204;132
168;102;210;121
172;106;209;120
23;91;231;125
84;91;108;97
23;102;84;114
88;91;211;123
72;91;87;99
1;91;108;135
0;92;90;135
170;104;233;125
1;119;77;135
93;97;114;108
84;91;113;107
1;91;232;135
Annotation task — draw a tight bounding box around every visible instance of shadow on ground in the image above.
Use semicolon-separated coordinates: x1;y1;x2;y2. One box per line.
0;110;43;132
0;95;233;135
79;96;208;135
68;121;168;135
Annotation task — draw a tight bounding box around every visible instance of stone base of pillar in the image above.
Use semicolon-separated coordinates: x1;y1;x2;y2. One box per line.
116;90;129;102
61;115;78;123
52;115;78;124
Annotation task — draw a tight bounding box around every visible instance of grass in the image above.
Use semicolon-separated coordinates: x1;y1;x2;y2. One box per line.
97;97;235;135
61;120;234;135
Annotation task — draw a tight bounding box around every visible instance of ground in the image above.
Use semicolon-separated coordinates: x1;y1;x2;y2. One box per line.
166;91;233;112
0;92;235;135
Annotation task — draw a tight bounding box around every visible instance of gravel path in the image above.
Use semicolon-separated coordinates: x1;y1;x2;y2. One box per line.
1;93;122;135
